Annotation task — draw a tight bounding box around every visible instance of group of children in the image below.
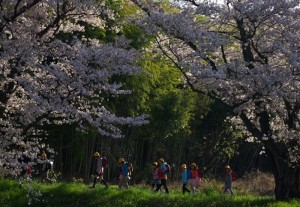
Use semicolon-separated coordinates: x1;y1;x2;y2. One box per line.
179;163;202;194
151;161;202;194
91;152;133;190
150;158;170;193
151;161;235;195
91;152;234;195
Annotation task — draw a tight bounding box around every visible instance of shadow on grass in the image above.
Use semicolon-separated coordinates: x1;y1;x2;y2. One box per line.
1;180;299;207
0;179;31;207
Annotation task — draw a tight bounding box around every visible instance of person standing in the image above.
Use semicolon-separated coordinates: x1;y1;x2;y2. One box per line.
91;152;108;188
158;158;170;193
118;157;129;190
181;164;190;194
224;165;234;196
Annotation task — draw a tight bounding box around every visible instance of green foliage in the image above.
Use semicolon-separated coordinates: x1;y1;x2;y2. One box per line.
109;52;208;164
78;21;107;40
37;0;247;184
1;180;299;207
55;32;74;43
0;179;28;207
122;24;151;49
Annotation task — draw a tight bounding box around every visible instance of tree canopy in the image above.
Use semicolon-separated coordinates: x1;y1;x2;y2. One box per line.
131;0;300;199
1;0;299;200
0;0;147;176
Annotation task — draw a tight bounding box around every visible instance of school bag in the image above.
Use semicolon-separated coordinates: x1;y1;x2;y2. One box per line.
230;171;237;181
158;168;164;179
164;163;171;174
197;169;203;179
127;162;133;176
101;157;107;168
187;169;192;180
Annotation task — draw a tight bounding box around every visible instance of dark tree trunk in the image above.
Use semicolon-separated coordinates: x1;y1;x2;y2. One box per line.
264;140;300;199
274;165;300;199
240;113;300;199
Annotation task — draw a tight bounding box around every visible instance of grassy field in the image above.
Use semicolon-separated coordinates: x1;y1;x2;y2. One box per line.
0;179;299;207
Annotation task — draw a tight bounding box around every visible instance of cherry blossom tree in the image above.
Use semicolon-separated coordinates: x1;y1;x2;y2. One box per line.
132;0;300;199
0;0;147;177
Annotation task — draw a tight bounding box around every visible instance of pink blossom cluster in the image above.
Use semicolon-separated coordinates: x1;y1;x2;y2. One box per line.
0;0;147;176
132;0;300;165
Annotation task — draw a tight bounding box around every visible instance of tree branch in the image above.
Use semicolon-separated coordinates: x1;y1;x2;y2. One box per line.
0;0;41;32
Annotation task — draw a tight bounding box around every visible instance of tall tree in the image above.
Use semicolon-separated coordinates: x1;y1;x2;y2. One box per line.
132;0;300;199
0;0;147;177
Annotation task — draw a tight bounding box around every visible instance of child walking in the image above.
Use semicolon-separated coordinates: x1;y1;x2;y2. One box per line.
90;152;109;188
189;163;201;193
118;157;129;190
150;162;163;193
224;165;234;196
181;164;190;194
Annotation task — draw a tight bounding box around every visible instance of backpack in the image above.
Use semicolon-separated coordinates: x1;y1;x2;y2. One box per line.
197;169;203;179
101;157;107;168
230;171;237;181
164;163;171;174
41;160;51;172
158;168;164;179
187;170;192;180
127;162;133;176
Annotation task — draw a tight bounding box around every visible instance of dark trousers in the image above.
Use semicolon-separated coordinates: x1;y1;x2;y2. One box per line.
161;179;169;193
182;183;190;194
151;183;162;192
93;174;108;188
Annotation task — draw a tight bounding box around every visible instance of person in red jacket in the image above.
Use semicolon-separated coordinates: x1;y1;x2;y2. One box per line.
150;162;163;193
189;163;201;193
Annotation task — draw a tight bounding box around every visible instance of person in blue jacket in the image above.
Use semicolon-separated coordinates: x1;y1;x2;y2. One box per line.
118;157;129;190
181;164;191;194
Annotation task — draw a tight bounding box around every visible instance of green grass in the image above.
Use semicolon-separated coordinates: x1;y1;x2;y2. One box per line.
0;179;299;207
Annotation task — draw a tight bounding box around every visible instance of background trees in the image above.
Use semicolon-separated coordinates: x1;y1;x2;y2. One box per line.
0;0;147;176
30;0;242;183
131;0;300;199
2;0;297;200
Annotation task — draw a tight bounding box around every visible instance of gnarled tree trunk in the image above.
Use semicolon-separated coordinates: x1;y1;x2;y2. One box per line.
241;112;300;199
264;141;300;199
